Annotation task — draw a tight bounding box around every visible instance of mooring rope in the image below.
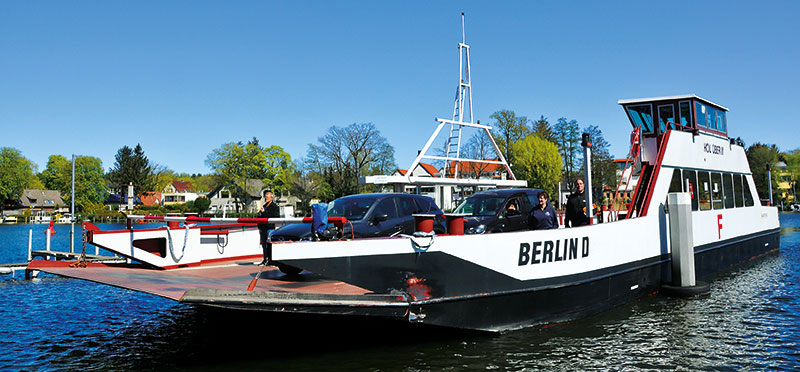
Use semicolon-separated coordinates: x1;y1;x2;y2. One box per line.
216;232;228;254
400;231;436;252
166;223;192;262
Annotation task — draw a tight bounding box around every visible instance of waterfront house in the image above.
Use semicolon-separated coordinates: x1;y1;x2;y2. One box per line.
162;180;198;206
20;189;66;212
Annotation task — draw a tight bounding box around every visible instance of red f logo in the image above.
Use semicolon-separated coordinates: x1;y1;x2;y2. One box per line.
717;214;723;239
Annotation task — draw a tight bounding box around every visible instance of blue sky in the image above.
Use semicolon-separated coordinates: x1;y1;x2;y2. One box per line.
2;1;798;175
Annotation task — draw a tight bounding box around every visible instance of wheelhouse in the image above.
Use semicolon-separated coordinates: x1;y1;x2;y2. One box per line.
618;94;728;138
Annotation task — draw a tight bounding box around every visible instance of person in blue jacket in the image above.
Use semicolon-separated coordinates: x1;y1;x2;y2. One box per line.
531;191;558;230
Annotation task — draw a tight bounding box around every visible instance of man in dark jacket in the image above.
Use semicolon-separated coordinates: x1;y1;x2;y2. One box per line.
257;190;280;265
531;191;558;229
565;179;589;227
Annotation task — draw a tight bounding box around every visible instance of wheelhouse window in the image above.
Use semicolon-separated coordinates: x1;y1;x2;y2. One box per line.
723;173;735;208
695;101;707;128
658;104;675;133
716;110;727;133
711;173;723;209
679;101;692;128
626;104;653;133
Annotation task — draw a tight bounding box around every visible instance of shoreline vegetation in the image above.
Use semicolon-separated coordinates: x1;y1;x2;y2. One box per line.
2;119;798;221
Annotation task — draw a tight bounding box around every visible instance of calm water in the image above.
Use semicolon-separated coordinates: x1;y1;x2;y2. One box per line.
1;217;799;371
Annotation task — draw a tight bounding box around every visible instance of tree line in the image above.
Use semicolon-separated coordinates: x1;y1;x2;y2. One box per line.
0;122;397;217
746;143;800;206
481;109;617;201
1;111;622;217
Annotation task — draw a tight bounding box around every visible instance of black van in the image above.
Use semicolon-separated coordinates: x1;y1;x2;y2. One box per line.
271;193;445;241
453;188;544;234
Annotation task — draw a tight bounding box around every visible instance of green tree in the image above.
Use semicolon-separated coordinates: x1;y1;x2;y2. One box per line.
306;123;396;198
490;110;530;172
783;149;800;203
746;143;780;203
206;137;294;209
27;176;45;190
0;148;35;211
40;154;106;210
531;115;556;143
107;144;157;195
191;197;211;214
511;135;563;197
581;125;616;199
553;118;581;184
39;155;70;190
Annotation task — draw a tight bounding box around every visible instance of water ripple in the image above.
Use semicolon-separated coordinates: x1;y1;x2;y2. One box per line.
1;217;800;371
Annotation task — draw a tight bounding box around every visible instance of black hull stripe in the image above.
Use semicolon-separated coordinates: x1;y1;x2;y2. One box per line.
417;227;780;305
412;230;780;331
694;227;779;254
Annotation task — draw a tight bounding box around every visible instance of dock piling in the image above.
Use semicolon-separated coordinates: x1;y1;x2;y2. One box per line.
27;229;32;262
662;192;710;296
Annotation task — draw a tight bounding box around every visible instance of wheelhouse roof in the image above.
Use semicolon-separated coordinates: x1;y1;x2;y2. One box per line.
617;94;728;111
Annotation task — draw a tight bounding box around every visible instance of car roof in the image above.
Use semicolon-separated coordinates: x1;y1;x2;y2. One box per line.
335;193;434;201
469;188;544;198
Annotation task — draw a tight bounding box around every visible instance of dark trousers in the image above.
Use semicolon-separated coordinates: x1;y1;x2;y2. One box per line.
259;228;273;263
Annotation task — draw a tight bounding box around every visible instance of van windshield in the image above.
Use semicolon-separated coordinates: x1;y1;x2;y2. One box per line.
327;196;376;221
454;196;506;216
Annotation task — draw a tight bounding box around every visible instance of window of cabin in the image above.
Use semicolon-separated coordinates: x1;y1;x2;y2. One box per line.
707;106;718;130
695;101;707;128
711;172;723;209
658;104;675;133
666;168;683;207
626;104;653;133
743;177;755;206
668;169;683;193
698;171;712;210
723;173;735;208
733;174;744;207
716;110;727;133
682;170;699;211
679;101;692;128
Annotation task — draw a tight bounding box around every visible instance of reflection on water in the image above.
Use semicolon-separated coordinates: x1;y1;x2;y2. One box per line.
1;216;799;371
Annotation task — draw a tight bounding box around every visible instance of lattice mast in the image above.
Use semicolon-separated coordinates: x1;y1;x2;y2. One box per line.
443;13;473;177
405;13;516;182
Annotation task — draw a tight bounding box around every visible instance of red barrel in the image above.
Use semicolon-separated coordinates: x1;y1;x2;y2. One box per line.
167;221;180;229
445;214;466;235
413;214;435;233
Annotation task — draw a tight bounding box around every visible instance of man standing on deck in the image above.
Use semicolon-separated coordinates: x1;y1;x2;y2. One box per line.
257;190;280;265
565;179;589;227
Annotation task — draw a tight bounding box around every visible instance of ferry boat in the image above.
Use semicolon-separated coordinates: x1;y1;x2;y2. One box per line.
28;94;780;331
26;16;779;332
